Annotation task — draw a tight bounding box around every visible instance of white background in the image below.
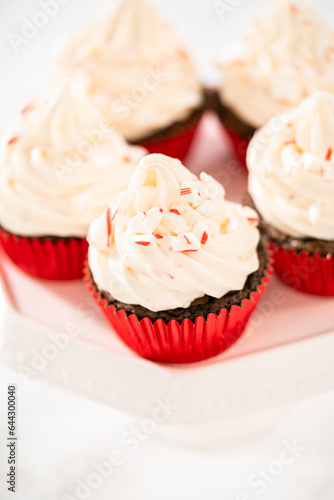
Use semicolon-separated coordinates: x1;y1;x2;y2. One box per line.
1;1;334;499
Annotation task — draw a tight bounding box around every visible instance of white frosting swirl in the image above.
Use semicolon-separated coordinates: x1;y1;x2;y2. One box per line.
88;154;260;312
248;91;334;240
0;79;145;238
54;0;203;141
218;0;334;128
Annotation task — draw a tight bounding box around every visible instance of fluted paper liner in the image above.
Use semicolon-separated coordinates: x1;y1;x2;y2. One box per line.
0;228;88;280
84;256;273;364
271;243;334;296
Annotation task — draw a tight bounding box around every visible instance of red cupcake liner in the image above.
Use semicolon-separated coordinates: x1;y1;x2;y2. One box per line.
0;227;88;280
270;242;334;296
84;258;273;364
223;127;251;168
136;116;202;162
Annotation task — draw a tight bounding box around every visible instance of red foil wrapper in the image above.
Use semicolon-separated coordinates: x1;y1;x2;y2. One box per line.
84;260;272;364
0;227;88;280
223;127;250;168
271;243;334;296
136;117;201;162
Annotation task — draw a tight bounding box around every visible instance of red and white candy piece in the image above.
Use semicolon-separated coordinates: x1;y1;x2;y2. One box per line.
168;205;187;225
325;147;332;161
192;219;210;245
7;136;19;146
171;232;200;253
108;208;128;229
243;206;260;225
179;180;206;206
199;172;225;200
127;207;164;235
125;233;153;246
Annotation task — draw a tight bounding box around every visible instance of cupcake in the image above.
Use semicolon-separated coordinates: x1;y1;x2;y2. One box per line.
247;91;334;296
54;0;204;161
215;0;334;166
0;79;145;280
86;153;271;363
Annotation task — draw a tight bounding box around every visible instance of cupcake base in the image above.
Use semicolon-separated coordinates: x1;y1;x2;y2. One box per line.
270;243;334;296
209;90;255;167
85;240;272;364
246;195;334;296
131;106;204;161
0;227;88;280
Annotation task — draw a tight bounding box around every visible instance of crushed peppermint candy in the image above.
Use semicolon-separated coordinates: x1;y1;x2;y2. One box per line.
171;231;201;253
106;207;112;247
179;180;205;206
135;241;151;246
247;217;259;224
326;147;332;161
21;101;35;114
110;209;118;222
193;219;210;244
201;231;208;245
127;207;164;235
7;136;19;146
125;233;153;246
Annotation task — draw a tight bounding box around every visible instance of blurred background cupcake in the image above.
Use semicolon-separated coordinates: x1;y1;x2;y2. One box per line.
54;0;205;161
0;78;145;280
247;91;334;296
86;153;271;363
215;0;334;166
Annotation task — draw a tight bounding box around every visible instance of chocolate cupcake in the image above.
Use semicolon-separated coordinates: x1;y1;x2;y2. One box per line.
54;0;204;161
86;153;272;363
215;0;334;165
247;91;334;296
0;79;145;280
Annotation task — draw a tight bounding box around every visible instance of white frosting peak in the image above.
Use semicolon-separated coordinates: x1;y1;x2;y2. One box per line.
88;154;260;312
29;78;102;151
0;80;146;238
295;91;334;157
218;0;334;128
99;0;166;61
54;0;202;141
247;91;334;240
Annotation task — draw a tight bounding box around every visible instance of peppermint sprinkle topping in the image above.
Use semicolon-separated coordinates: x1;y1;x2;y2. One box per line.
326;147;332;161
106;207;112;247
170;208;181;215
247;217;259;224
110;210;118;222
201;231;208;245
135;241;151;246
8;137;19;146
180;187;192;196
21;101;34;114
